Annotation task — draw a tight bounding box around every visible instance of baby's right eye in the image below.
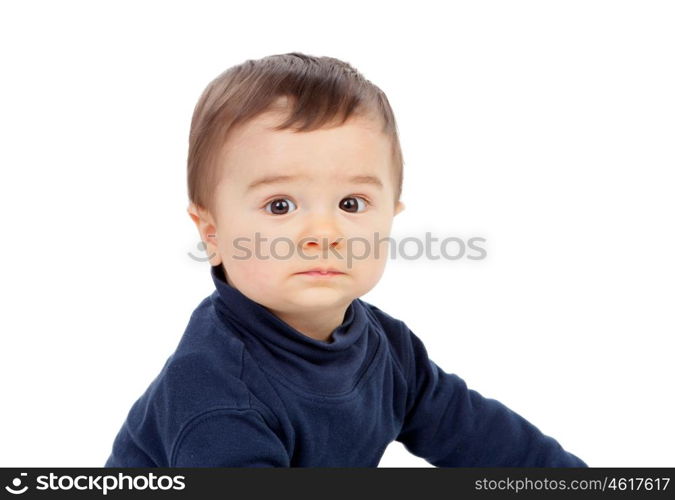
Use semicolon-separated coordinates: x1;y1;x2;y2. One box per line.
264;198;297;215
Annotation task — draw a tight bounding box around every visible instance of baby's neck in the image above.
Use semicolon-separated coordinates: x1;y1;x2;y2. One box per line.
269;304;350;343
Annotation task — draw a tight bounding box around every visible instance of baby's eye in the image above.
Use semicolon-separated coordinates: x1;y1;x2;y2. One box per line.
339;196;368;213
264;198;297;215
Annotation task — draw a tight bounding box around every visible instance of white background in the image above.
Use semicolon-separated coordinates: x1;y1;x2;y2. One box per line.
1;0;673;467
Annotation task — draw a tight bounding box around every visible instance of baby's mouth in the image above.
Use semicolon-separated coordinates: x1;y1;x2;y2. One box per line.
294;267;346;278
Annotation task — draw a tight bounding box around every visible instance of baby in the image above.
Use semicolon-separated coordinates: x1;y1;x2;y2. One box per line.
104;52;586;467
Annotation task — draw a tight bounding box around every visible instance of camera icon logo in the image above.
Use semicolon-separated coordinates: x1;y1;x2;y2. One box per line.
5;473;28;495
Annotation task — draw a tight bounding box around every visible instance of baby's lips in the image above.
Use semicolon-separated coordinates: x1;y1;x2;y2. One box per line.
295;265;345;274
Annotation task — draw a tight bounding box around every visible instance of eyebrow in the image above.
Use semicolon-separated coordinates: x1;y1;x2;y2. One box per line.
246;174;384;192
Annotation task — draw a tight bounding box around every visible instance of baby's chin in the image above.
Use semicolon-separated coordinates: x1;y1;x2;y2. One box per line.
261;285;357;314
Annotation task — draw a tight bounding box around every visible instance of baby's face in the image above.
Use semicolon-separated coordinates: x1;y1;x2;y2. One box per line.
197;111;404;315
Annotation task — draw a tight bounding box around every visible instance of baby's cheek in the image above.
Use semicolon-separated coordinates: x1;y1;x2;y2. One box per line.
230;252;273;278
221;232;271;263
349;227;393;260
223;256;279;300
349;261;386;298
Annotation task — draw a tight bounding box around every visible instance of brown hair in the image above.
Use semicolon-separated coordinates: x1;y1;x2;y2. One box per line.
187;52;404;216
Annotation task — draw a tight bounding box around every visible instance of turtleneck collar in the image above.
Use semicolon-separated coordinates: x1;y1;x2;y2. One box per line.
208;265;379;396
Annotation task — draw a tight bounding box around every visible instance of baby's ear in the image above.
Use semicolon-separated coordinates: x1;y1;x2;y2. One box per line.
187;202;221;266
394;200;406;216
187;202;198;225
187;202;205;229
187;203;216;242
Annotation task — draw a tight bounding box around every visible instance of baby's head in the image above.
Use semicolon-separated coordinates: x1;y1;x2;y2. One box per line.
187;52;405;317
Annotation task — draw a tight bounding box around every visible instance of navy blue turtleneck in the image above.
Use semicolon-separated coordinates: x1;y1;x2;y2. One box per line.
104;265;587;467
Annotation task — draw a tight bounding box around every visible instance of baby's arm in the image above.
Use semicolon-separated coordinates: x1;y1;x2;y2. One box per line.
395;327;587;467
170;408;290;467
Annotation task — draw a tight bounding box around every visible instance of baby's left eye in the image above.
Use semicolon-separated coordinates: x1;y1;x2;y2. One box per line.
339;196;368;213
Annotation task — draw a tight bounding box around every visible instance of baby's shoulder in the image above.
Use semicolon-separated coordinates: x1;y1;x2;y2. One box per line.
358;299;414;363
359;299;409;335
155;296;252;409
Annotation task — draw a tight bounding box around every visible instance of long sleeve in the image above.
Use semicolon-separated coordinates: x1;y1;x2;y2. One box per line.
395;328;587;467
170;408;290;467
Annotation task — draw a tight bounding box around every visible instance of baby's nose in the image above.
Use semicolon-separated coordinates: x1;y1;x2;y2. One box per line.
299;215;344;252
301;235;344;251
